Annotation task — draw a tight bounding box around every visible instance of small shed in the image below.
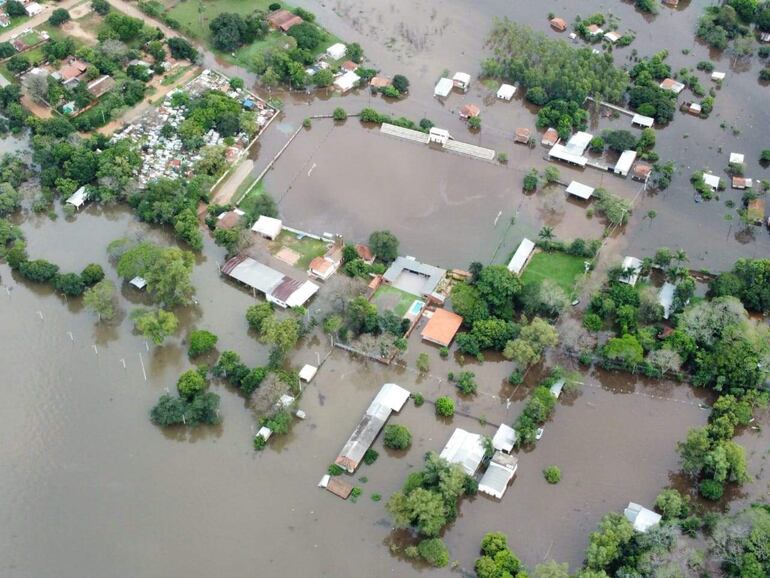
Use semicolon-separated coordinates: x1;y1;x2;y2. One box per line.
732;177;753;190
326;43;347;60
434;77;453;98
566;181;594;200
703;173;721;192
603;31;622;43
631;114;654;128
507;238;535;275
257;426;272;441
550;17;568;32
711;71;726;81
541;128;559;147
129;276;147;290
624;502;662;533
421;308;463;347
459;104;480;119
452;72;471;91
514;127;531;144
251;215;283;240
729;152;744;165
492;424;517;453
66;186;88;210
429;127;450;145
497;84;516;100
333;70;360;93
614;150;638;177
299;364;318;383
550;379;565;398
685;102;702;116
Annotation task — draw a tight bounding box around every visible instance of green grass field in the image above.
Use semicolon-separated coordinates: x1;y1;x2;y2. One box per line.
520;251;587;296
270;230;327;270
372;284;416;317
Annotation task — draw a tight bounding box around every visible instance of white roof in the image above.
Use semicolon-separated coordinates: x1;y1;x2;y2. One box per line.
299;364;317;382
129;276;147;289
615;150;638;176
333;70;360;92
632;114;654;127
453;72;471;85
66;186;88;208
251;215;282;239
703;173;721;190
507;238;535;274
429;127;450;138
434;77;453;97
565;131;593;156
284;280;320;308
660;79;685;94
440;428;486;475
549;144;587;166
496;84;516;100
729;152;744;164
619;256;643;286
326;43;347;60
624;502;662;533
659;282;676;320
550;379;565;398
372;383;410;412
603;31;621;42
279;394;296;408
225;257;285;294
566;181;594;200
492;424;517;453
479;460;517;499
711;71;725;81
257;426;272;441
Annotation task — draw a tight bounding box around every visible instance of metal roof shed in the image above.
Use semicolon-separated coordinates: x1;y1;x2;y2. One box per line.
729;152;744;164
492;424;517;453
507;238;535;275
299;364;318;383
283;280;320;308
550;380;565;398
631;114;654;128
496;84;516;100
440;428;486;476
703;173;721;191
434;77;453;97
614;150;638;177
372;383;411;412
251;215;283;240
566;181;594;200
66;186;88;209
711;71;726;81
548;144;588;167
565;131;593;156
624;502;662;533
479;461;517;499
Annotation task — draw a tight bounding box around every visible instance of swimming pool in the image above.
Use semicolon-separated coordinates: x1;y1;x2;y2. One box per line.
408;300;425;316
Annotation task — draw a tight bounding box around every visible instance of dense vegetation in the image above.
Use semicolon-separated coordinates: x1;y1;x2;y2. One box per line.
151;367;221;427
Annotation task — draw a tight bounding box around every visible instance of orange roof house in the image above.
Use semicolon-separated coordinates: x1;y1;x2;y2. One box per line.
369;76;390;88
550;18;568;32
341;60;358;72
267;9;303;32
421;308;463;347
459;104;480;119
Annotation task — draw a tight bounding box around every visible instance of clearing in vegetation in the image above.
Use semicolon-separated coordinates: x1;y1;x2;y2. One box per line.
520;251;586;296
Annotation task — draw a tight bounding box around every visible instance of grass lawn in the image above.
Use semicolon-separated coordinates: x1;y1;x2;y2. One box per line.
270;230;327;270
372;284;416;317
237;178;266;212
520;251;587;296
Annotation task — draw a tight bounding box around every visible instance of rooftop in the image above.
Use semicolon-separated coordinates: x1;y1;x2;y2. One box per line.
421;308;463;347
383;256;446;297
440;428;486;475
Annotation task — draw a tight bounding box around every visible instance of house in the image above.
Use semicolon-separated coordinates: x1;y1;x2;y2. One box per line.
86;75;116;98
631;114;654;128
747;198;765;225
685;102;702;116
732;176;753;190
326;42;347;60
632;162;653;183
614;150;638;177
319;474;353;499
658;282;676;320
308;241;343;281
603;31;622;43
660;78;685;95
266;9;303;32
382;256;446;298
624;503;662;533
479;452;519;499
711;71;726;81
65;186;88;210
619;256;643;286
586;24;604;36
566;181;594;200
565;131;593;156
452;72;471;92
496;83;516;100
541;127;559;147
58;59;88;83
220;255;320;309
428;127;450;145
216;208;245;229
549;17;568;32
129;276;147;290
440;428;486;475
251;215;282;240
507;238;535;275
341;60;358;72
514;127;531;144
459;103;480;119
492;424;517;453
335;383;410;473
24;2;43;16
548;144;588;167
434;77;453;97
729;152;744;165
703;173;721;192
662;0;679;6
355;243;375;264
333;70;359;93
420;308;463;347
369;76;390;89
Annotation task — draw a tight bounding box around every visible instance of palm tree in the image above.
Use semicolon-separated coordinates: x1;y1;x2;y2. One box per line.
640;257;654;276
538;226;554;241
674;249;689;267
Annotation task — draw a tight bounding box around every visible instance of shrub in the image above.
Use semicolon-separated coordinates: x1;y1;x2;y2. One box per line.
418;538;449;568
455;371;478;395
328;463;344;476
53;272;85;296
412;392;424;407
253;434;267;450
655;488;688;520
435;396;455;417
392;74;409;93
177;369;206;400
507;370;523;385
49;8;71;26
416;352;430;373
543;465;561;484
188;329;218;358
523;169;538;192
578;351;593;365
302;118;311;128
363;449;379;465
439;346;449;358
699;479;724;501
583;313;602;332
268;2;281;10
80;263;105;286
383;424;411;450
468;116;481;130
332;107;347;121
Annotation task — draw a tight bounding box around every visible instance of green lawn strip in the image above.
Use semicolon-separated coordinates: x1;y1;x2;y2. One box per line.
271;230;327;270
373;284;415;317
520;251;586;296
236;179;265;212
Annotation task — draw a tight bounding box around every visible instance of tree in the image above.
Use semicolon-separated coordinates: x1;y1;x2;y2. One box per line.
132;309;179;345
314;68;333;87
503;317;558;367
521;279;568;317
594;188;632;226
177;369;206;400
646;348;682;374
84;279;117;321
677;427;711;478
392;74;409;93
418;538;449;568
287;22;321;50
53;272;85;297
140;247;196;308
585;512;635;570
383;424;412;449
416;352;430;373
534;561;569;578
435;396;455;417
0;183;22;216
455;371;478;395
602;129;638;152
188;329;218;357
538;226;554;242
543;465;561;483
246;302;274;332
260;316;300;362
167;37;197;61
728;0;758;22
24;71;49;103
92;0;110;15
368;230;399;263
80;264;105;286
523;169;538;192
655;489;688;520
602;334;644;367
210;13;248;52
48;8;71;26
477;264;521;318
5;0;26;17
450;282;488;325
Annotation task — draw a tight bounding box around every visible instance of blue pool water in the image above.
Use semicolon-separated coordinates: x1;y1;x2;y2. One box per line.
408;300;425;316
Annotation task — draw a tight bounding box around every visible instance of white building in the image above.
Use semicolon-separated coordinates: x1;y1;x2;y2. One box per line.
703;173;721;192
507;238;535;275
333;70;360;93
428;127;450;145
492;424;517;453
251;215;282;240
452;72;471;92
434;77;453;98
65;186;88;210
624;502;662;533
729;152;744;165
566;181;594;200
25;2;44;16
440;428;486;476
478;452;518;499
325;43;346;60
614;150;638;177
496;84;516;100
619;256;643;286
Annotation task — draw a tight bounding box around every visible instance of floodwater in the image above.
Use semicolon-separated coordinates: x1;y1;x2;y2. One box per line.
4;0;770;576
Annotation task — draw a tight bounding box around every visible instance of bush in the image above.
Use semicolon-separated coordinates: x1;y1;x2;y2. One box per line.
392;74;409;93
439;346;449;358
92;0;110;15
412;392;424;406
455;371;478;395
583;313;602;332
328;463;344;476
655;488;688;520
418;538;449;568
383;424;412;450
269;2;281;10
699;479;724;501
435;396;455;417
177;369;206;400
80;263;105;286
523;170;538;192
507;370;523;385
363;449;379;465
468;116;482;130
253;434;267;450
543;465;561;484
53;272;85;296
332;107;347;121
188;329;218;358
48;8;71;26
416;352;430;373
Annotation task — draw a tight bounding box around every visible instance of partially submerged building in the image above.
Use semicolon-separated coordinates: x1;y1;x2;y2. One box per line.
566;181;594;200
334;70;360;93
614;150;638;177
550;379;565;398
478;452;518;500
65;186;88;210
217;208;245;229
619;256;643;286
221;255;319;308
548;131;593;167
383;256;446;298
631;114;654;129
335;383;410;473
434;77;453;98
703;173;721;192
326;43;347;60
507;238;535;275
541;128;559;147
492;423;517;454
496;84;516;100
624;502;662;533
660;78;685;95
452;72;471;92
632;162;653;183
549;17;568;32
459;104;480;119
421;308;463;347
440;428;486;476
514;127;531;144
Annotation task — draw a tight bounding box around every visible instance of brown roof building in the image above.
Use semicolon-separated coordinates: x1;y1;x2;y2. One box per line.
266;9;303;32
355;243;374;264
541;127;559;147
369;76;390;89
59;59;88;82
550;17;568;32
459;103;480;119
87;75;116;98
514;127;531;144
632;162;652;182
341;60;358;72
421;308;463;347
